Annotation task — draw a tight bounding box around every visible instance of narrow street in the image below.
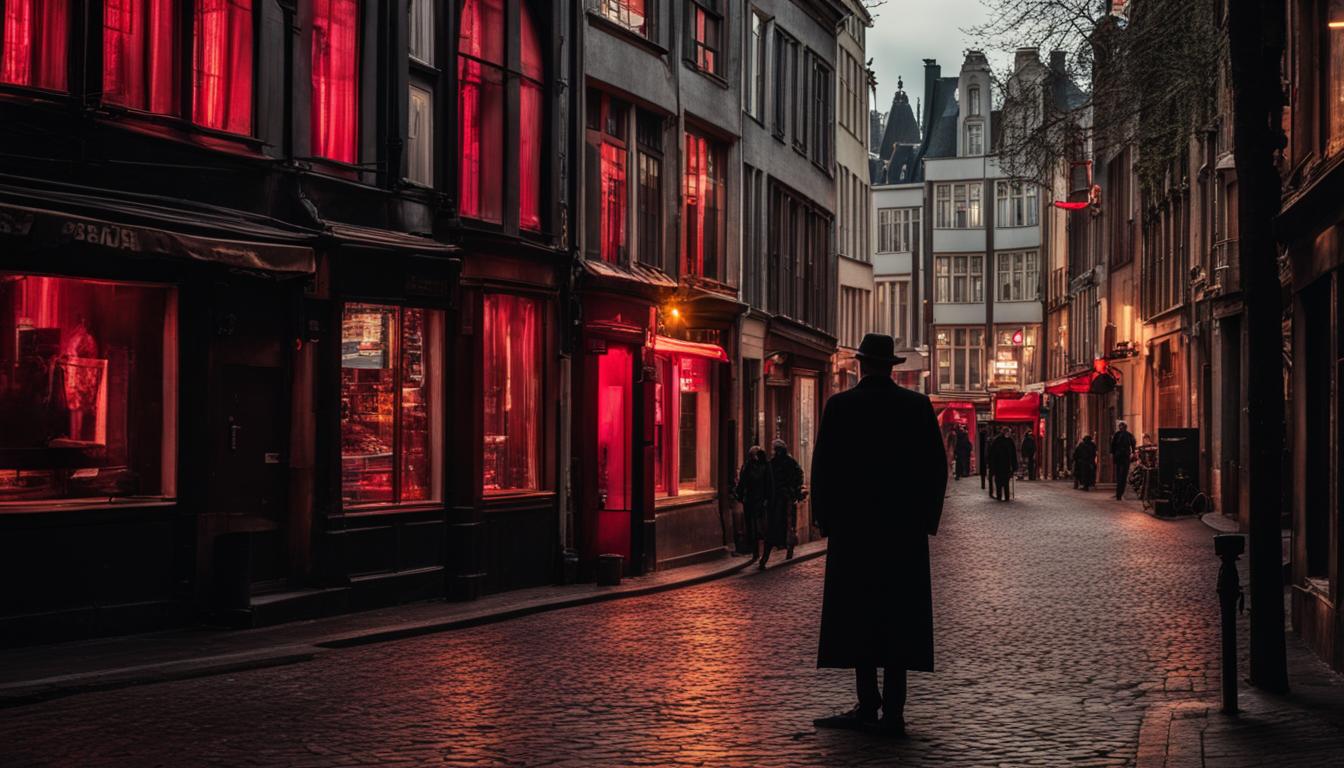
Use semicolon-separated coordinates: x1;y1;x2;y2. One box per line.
2;481;1237;767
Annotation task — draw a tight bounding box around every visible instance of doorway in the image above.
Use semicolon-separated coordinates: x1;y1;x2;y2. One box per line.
594;345;635;562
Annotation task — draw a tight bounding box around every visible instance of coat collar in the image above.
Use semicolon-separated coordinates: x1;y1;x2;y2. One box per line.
856;374;897;391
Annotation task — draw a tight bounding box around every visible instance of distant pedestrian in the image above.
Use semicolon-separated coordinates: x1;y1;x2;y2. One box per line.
1020;431;1038;481
1110;422;1137;500
987;428;1018;502
769;439;805;565
954;427;972;480
1073;435;1098;491
978;427;989;490
733;446;774;564
810;334;947;737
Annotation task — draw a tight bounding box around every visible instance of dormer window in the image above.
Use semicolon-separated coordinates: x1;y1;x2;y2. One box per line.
968;85;981;117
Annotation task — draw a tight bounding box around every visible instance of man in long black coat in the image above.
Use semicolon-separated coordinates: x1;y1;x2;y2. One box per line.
987;428;1018;501
1020;431;1037;481
953;427;972;480
1074;435;1099;491
810;334;947;736
1110;422;1136;500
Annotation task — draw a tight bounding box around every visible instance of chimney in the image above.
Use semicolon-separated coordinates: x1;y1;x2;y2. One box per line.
1050;49;1067;75
922;59;940;139
1013;46;1040;72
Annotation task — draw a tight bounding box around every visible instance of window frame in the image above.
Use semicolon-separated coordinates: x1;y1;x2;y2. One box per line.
635;108;664;270
654;352;718;498
934;254;984;304
875;278;911;348
406;0;438;187
585;89;630;264
685;0;723;78
683;126;727;282
602;0;656;41
964;121;983;156
771;27;791;140
877;206;920;254
933;182;982;229
744;9;765;121
995;180;1039;227
935;326;986;392
995;250;1040;303
481;292;545;496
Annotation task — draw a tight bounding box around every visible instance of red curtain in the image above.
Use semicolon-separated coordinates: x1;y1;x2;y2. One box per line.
311;0;359;163
518;4;542;230
104;0;178;114
458;0;504;223
1;0;68;91
192;0;252;134
599;142;625;261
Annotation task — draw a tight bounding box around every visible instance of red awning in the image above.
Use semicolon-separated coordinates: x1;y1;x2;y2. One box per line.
653;335;728;362
1045;359;1119;395
993;391;1041;422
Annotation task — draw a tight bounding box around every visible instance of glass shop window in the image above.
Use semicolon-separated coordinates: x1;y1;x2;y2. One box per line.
482;294;541;494
0;0;69;92
340;303;443;506
0;275;177;506
653;352;716;497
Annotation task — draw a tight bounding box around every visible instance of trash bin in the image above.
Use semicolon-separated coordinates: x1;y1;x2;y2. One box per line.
596;553;623;586
212;532;251;611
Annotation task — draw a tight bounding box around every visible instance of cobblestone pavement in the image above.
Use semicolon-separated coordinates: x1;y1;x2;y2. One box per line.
0;481;1325;767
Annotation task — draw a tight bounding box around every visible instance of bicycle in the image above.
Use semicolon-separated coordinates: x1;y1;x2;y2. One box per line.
1127;446;1159;511
1167;469;1210;517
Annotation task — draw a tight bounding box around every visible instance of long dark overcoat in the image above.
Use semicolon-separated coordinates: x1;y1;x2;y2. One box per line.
811;375;947;671
733;458;774;544
768;453;803;547
987;434;1018;479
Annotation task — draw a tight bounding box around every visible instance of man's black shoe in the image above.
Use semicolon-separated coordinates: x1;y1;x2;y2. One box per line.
865;715;907;738
813;705;878;730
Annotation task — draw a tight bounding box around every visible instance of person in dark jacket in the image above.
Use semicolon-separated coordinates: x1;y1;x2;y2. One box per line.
987;428;1019;501
953;427;972;480
768;439;805;565
1020;431;1037;481
733;446;774;564
978;427;989;490
1110;422;1137;500
810;334;947;737
1073;435;1099;491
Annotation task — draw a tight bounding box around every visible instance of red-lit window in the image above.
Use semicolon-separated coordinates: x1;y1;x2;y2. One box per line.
1;0;68;91
683;129;726;281
340;304;443;506
459;0;505;223
519;5;543;230
685;0;721;76
653;352;716;497
193;0;253;135
0;274;177;507
603;0;651;39
103;0;178;114
312;0;359;163
585;91;628;263
595;344;634;558
482;294;541;493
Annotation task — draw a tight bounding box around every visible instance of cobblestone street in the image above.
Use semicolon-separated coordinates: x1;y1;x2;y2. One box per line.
0;481;1320;767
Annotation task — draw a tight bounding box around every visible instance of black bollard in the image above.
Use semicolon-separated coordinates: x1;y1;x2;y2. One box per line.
1214;534;1246;714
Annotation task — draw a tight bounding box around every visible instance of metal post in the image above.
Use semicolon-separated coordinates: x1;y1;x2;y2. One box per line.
1214;533;1246;714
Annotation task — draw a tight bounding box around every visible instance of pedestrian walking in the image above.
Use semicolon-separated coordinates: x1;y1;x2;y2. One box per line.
810;334;947;738
1110;422;1137;500
954;427;972;480
732;446;774;565
768;439;805;565
1073;435;1098;491
978;427;989;490
1020;431;1037;481
987;428;1018;502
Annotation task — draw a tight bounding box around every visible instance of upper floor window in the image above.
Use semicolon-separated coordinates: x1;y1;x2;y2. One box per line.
1;0;68;91
772;28;792;139
968;85;980;117
745;10;765;120
407;0;436;186
936;326;985;391
935;182;982;228
996;180;1039;227
877;207;920;253
585;90;629;263
810;55;833;169
459;0;545;230
684;128;726;281
604;0;652;39
312;0;360;164
686;0;721;76
964;122;983;156
876;279;910;348
996;250;1040;302
193;0;253;135
636;110;664;269
103;0;178;114
934;255;984;303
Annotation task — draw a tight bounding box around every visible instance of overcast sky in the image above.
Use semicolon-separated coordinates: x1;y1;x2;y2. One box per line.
865;0;993;129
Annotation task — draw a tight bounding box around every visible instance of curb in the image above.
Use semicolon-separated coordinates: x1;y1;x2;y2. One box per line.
0;543;826;709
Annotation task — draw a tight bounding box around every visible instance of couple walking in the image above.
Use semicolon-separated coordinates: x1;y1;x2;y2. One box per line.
733;440;804;569
808;334;948;737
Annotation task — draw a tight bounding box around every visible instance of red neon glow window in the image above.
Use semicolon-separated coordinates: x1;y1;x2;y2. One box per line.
103;0;179;114
312;0;359;163
1;0;68;91
595;345;633;559
458;0;504;223
683;130;725;280
192;0;253;135
653;352;717;497
482;294;541;493
519;4;543;230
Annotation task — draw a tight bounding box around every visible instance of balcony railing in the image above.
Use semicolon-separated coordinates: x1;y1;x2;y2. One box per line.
1212;239;1240;295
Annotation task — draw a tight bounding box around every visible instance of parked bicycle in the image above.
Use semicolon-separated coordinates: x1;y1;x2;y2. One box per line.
1167;468;1210;517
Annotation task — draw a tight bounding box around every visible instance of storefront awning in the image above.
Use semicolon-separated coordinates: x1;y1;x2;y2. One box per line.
1044;359;1119;395
0;175;318;274
993;391;1042;422
325;223;455;255
653;335;728;362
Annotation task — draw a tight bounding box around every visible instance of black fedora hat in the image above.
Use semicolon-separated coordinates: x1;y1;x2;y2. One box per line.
855;333;906;365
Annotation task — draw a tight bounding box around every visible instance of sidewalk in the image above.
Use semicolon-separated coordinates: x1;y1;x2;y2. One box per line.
0;540;827;709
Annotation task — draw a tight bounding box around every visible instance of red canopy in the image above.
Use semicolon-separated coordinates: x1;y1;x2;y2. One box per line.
1045;358;1119;395
993;391;1041;422
652;335;728;362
